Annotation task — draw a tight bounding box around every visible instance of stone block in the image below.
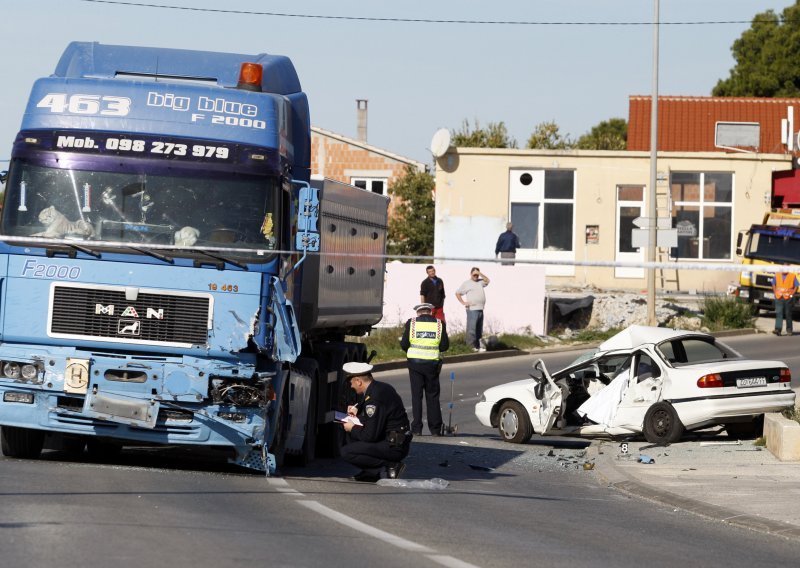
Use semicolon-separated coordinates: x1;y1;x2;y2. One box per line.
764;412;800;461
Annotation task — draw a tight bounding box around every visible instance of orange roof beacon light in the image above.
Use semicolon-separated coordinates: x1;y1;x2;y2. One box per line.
237;62;263;92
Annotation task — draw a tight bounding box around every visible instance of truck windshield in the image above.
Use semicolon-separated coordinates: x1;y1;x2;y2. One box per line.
746;231;800;264
0;162;279;255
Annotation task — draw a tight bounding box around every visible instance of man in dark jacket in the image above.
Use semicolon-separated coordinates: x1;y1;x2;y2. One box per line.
339;362;412;482
400;303;449;436
419;265;446;321
495;222;521;265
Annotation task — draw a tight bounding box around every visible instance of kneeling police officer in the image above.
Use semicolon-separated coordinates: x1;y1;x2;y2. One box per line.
339;362;412;482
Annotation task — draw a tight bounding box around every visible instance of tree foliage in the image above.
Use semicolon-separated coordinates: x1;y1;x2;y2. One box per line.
387;165;435;257
526;121;574;150
451;119;518;148
575;118;627;150
713;3;800;96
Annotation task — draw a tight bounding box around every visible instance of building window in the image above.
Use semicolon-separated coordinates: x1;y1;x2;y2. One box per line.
510;169;574;252
670;171;732;260
351;177;387;196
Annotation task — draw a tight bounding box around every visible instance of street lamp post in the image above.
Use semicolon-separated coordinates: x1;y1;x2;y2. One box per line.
647;0;660;326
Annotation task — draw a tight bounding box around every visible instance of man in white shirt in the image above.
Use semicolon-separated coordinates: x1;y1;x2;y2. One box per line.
455;267;490;351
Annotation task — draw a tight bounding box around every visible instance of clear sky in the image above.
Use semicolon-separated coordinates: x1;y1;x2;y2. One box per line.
0;0;794;168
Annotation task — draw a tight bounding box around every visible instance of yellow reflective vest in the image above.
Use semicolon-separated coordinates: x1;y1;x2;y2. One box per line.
406;318;443;361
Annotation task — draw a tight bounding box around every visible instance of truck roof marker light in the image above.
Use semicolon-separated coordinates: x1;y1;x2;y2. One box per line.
250;154;266;161
24;137;40;145
237;62;263;92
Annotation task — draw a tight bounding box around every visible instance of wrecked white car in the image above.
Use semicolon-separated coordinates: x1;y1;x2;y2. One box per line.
475;326;795;444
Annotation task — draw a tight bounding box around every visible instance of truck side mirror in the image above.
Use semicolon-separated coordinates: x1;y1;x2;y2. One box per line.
735;231;744;256
0;170;7;184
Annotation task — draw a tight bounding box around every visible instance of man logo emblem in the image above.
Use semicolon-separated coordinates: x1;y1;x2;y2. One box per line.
118;320;140;336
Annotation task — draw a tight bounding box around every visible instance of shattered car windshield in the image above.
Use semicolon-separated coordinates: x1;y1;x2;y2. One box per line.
0;163;278;253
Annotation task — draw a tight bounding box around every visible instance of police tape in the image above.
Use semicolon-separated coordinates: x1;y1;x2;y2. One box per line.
2;235;796;273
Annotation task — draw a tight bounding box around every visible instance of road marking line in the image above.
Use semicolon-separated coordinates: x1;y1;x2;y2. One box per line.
298;500;434;553
266;477;304;495
427;554;482;568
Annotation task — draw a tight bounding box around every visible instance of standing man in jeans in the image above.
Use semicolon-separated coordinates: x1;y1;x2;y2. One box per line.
455;267;490;352
419;265;446;321
772;271;799;336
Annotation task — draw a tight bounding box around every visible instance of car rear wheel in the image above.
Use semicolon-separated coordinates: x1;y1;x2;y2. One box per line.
497;401;533;444
642;402;684;445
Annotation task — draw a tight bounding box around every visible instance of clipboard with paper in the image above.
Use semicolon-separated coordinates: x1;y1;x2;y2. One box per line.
335;411;363;426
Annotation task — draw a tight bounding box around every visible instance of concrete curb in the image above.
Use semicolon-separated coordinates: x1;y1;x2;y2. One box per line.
587;441;800;540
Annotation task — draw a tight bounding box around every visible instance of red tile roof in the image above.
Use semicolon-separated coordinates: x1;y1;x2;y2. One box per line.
628;95;800;153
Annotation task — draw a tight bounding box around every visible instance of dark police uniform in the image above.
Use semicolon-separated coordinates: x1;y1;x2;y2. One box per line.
400;311;449;435
340;380;412;480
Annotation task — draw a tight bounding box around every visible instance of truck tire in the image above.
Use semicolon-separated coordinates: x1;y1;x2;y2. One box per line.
1;426;45;459
642;402;684;445
315;346;346;458
269;376;290;470
286;360;318;467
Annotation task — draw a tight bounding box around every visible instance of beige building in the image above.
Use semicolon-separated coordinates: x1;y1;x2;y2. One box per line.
433;147;793;293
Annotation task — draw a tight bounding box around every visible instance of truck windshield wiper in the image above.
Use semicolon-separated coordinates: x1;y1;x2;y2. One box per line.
194;250;249;270
45;243;101;259
126;246;174;264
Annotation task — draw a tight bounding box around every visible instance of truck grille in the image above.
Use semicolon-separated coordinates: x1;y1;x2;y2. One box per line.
754;274;773;287
50;285;210;346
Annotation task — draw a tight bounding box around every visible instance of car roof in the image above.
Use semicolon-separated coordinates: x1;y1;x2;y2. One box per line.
598;325;707;352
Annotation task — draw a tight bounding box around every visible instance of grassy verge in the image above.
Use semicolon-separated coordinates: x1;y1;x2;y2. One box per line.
782;406;800;425
349;326;549;363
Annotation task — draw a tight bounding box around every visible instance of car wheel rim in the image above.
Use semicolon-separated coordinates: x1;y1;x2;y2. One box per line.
500;409;518;439
652;410;670;437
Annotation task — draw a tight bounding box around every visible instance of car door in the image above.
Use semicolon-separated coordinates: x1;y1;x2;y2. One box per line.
528;359;564;434
610;350;665;430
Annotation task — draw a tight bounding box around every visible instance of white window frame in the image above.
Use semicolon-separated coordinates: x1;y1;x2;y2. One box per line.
350;177;388;196
670;171;734;261
508;169;575;276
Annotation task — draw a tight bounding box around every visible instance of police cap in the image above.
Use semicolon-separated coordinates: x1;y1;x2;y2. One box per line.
413;303;434;313
343;362;373;376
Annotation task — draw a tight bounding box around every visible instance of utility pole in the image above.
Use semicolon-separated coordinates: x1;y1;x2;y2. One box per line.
647;0;660;326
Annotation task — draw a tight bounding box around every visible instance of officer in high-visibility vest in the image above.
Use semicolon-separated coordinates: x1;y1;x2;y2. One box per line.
400;303;450;436
772;271;799;336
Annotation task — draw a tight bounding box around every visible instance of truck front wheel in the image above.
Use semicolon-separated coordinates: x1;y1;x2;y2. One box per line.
1;426;45;459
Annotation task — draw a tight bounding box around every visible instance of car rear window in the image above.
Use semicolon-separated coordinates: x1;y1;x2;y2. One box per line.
658;337;738;365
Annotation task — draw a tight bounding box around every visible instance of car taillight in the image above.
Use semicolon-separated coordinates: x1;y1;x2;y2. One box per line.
697;373;724;388
780;368;791;383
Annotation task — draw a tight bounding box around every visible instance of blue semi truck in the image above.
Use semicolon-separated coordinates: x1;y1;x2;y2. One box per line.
0;42;388;473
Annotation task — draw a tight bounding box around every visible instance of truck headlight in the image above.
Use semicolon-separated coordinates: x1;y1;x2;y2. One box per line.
21;364;38;380
3;362;21;379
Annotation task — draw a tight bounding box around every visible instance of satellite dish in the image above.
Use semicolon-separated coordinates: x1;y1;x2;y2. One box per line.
430;128;452;158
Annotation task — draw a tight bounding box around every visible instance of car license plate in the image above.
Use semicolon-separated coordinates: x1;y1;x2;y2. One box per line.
763;292;775;300
736;377;767;388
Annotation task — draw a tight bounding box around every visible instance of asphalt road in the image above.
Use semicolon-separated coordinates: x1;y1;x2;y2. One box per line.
1;333;799;567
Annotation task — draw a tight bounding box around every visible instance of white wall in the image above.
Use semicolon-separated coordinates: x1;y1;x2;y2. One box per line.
381;261;546;336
